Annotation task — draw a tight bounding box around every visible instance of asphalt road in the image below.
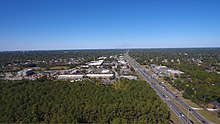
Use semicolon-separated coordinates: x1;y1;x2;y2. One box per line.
148;71;209;124
124;53;209;124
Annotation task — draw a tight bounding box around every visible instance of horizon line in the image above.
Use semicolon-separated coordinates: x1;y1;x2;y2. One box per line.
1;46;220;52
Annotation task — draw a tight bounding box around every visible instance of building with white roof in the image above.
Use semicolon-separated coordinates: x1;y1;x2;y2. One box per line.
58;75;84;80
86;74;114;78
120;75;137;80
98;56;107;60
168;69;184;74
88;60;104;66
101;69;110;73
17;69;34;76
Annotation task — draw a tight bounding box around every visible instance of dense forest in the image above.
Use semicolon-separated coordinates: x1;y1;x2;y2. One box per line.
0;79;170;123
129;48;220;106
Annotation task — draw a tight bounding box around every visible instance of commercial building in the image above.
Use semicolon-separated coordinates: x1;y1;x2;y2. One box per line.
98;56;107;60
101;69;110;73
58;75;84;80
88;60;104;66
120;75;137;80
151;64;184;77
86;74;114;78
17;69;34;76
167;69;184;76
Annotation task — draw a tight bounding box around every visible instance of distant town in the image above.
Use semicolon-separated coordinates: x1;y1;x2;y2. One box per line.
1;53;138;83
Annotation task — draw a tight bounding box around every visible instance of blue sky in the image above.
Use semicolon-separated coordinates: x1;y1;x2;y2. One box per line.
0;0;220;51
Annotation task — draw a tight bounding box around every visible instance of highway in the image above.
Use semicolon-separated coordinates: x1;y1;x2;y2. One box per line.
148;71;208;124
124;53;209;124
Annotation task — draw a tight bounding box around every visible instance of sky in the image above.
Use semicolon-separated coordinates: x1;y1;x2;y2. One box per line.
0;0;220;51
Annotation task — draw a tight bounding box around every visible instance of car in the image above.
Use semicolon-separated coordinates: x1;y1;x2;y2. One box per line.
175;96;179;100
163;95;168;98
189;120;194;124
179;112;184;117
201;120;206;123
